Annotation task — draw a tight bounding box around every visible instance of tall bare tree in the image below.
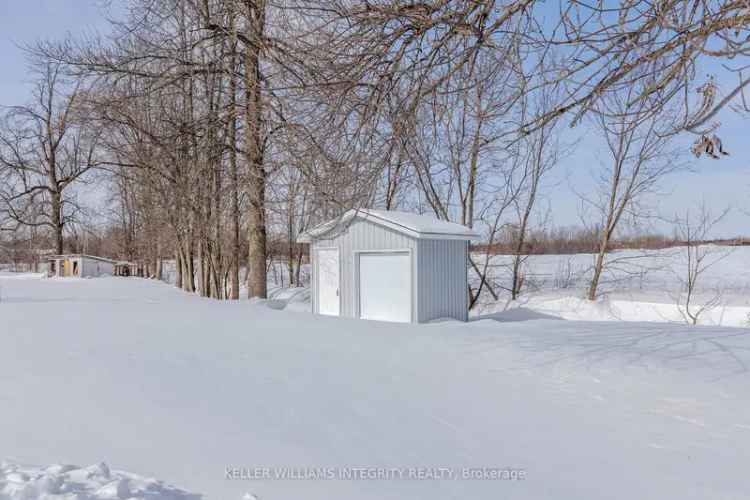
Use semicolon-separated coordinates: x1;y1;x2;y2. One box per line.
584;87;682;300
509;105;561;300
672;203;733;325
0;62;99;254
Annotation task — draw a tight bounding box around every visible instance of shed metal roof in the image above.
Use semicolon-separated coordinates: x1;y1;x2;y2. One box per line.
46;254;119;265
298;209;480;242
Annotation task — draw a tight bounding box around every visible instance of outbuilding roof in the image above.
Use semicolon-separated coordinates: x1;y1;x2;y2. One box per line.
298;209;480;242
46;254;119;265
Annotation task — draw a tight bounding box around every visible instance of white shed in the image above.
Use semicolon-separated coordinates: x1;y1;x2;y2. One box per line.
298;209;479;323
47;254;117;278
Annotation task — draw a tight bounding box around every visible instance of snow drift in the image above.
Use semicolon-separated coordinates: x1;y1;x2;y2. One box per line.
1;274;749;499
0;462;199;500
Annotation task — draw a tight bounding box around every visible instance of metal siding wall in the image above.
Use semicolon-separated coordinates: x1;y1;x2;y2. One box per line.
417;241;429;322
312;220;417;319
417;239;468;322
81;258;93;277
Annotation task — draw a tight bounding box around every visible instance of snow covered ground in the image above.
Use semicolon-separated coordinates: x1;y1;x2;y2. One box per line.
2;274;750;499
473;246;750;327
0;462;199;500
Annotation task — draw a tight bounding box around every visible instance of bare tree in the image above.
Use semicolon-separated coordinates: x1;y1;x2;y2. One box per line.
0;61;99;254
509;91;563;300
318;2;750;154
584;87;682;300
527;1;750;151
672;203;733;325
401;50;526;308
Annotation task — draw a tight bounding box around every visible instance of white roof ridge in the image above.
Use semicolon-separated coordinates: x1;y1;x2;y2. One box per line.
299;209;480;242
46;254;119;264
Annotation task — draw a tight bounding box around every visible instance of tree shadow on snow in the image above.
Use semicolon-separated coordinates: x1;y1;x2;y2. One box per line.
472;308;563;323
510;323;750;382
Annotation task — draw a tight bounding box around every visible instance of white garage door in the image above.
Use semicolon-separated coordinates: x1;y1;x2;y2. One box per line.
358;252;412;323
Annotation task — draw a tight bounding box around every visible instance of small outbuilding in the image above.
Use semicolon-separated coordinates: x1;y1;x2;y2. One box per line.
47;254;117;278
298;209;479;323
114;261;146;277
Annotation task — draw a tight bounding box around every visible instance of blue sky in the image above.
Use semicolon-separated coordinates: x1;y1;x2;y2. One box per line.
544;110;750;238
1;1;747;237
0;1;108;102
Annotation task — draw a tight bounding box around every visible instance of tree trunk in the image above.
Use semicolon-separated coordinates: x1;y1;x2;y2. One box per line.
287;208;295;286
51;191;64;254
511;195;536;300
228;38;241;300
198;241;210;297
244;0;268;299
510;225;528;301
183;242;195;293
295;250;303;286
588;241;608;301
511;254;523;300
175;251;183;289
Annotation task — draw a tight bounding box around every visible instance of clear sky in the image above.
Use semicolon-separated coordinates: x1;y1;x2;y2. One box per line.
0;1;747;237
0;1;108;102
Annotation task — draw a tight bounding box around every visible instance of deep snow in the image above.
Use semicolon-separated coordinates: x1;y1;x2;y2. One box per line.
2;274;750;499
0;461;199;500
474;246;750;327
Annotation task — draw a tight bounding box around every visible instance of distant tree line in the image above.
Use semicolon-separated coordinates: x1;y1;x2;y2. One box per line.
480;227;749;256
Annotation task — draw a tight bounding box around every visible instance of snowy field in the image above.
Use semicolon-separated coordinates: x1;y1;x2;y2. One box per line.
2;273;750;499
473;246;750;328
